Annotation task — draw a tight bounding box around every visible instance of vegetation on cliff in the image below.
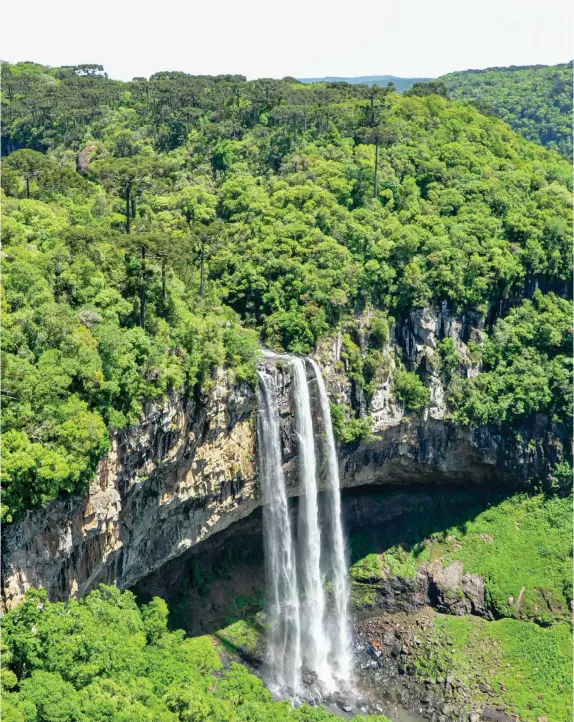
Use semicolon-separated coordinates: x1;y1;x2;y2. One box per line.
439;62;573;158
1;60;572;519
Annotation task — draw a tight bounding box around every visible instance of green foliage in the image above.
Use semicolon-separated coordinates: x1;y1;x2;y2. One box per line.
440;62;573;157
453;291;572;427
404;81;448;98
141;597;169;644
393;370;430;413
437;337;459;375
350;492;572;623
349;553;383;581
414;614;572;722
330;403;374;444
0;586;354;722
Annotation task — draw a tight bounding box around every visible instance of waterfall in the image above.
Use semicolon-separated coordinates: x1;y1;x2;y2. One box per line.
257;356;352;699
257;370;302;695
291;358;333;691
309;358;352;686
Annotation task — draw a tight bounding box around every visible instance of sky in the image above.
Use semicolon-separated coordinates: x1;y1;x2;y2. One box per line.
2;0;572;80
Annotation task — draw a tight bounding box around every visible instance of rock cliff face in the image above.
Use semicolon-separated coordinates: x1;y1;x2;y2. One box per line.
1;309;557;610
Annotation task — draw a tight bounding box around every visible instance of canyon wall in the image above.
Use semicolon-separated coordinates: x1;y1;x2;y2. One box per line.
1;308;560;610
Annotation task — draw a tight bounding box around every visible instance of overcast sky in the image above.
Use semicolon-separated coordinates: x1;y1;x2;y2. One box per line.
2;0;572;80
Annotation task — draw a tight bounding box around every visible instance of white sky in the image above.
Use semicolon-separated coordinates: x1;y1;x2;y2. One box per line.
2;0;572;80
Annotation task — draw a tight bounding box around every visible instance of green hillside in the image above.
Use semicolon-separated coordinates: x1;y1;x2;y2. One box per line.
1;61;572;521
439;62;573;158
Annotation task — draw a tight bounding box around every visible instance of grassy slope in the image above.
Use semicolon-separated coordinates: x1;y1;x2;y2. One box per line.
349;493;572;622
350;492;573;720
414;614;572;722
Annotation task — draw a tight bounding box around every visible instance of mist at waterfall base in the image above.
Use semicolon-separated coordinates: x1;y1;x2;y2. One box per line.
257;356;352;702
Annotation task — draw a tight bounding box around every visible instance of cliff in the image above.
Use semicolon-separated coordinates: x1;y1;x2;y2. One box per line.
1;308;560;610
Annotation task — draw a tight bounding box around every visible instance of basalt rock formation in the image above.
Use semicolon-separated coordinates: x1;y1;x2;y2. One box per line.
1;309;560;611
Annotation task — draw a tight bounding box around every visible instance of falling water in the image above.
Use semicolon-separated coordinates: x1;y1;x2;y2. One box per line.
257;370;302;695
292;358;333;691
257;356;352;699
309;358;353;686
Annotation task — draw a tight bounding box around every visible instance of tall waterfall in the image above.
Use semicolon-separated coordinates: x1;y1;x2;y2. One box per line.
257;370;302;695
257;356;352;698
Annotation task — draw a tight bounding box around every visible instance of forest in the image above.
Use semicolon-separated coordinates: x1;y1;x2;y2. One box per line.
1;585;388;722
439;62;573;158
1;60;572;522
1;55;573;722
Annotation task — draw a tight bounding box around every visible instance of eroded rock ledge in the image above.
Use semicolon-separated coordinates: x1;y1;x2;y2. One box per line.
1;310;557;610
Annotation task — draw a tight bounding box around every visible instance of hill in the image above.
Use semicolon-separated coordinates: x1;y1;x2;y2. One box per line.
1;61;572;520
298;74;433;92
439;62;573;157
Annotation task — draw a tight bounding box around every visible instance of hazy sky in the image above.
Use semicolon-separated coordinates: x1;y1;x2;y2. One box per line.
3;0;572;80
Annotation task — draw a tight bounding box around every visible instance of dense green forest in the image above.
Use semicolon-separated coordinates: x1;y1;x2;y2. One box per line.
1;60;572;521
439;62;573;158
1;585;388;722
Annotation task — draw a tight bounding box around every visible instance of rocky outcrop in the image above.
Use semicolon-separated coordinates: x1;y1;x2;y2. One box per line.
76;143;101;175
1;307;562;610
352;561;489;619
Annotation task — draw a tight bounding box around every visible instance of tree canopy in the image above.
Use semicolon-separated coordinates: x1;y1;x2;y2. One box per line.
1;585;390;722
439;62;573;158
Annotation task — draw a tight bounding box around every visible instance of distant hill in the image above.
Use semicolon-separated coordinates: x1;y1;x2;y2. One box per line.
298;75;433;93
439;62;573;158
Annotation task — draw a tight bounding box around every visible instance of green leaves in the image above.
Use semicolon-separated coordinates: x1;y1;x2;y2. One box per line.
454;292;572;427
1;61;572;517
393;370;431;413
441;63;573;158
2;586;352;722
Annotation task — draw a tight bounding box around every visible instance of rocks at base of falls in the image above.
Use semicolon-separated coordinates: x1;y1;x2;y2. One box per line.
355;609;522;722
352;560;490;619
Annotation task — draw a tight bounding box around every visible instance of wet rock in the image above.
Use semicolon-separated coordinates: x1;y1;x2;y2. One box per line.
383;630;396;646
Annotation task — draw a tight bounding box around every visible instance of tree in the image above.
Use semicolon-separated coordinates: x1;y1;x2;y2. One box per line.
177;186;221;298
119;232;168;327
404;80;449;98
89;156;163;234
393;370;431;413
357;124;398;198
191;221;224;298
4;149;48;198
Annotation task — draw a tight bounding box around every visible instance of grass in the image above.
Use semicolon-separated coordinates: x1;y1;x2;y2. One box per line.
413;614;572;722
350;553;384;581
349;492;572;622
213;617;264;659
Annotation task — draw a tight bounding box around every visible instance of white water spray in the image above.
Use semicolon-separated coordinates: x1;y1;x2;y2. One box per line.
257;370;302;695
